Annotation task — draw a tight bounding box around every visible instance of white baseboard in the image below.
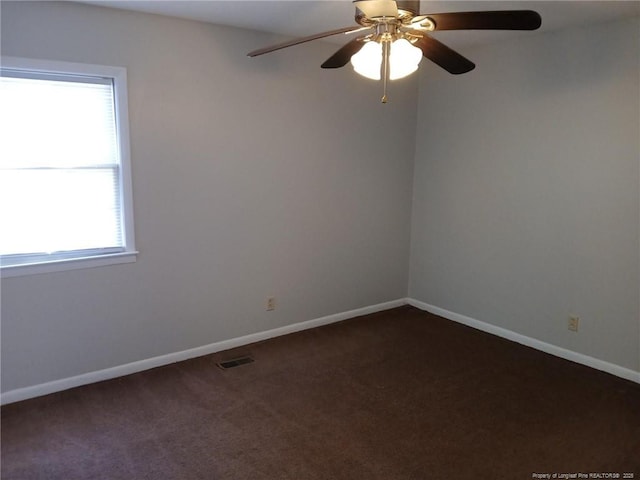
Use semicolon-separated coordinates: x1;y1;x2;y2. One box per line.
5;297;637;405
407;298;640;385
0;299;407;405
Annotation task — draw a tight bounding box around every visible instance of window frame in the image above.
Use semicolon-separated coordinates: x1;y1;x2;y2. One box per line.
0;56;137;278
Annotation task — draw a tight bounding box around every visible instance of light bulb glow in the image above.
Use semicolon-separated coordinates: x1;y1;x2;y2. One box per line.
351;38;422;81
351;41;382;80
389;38;422;80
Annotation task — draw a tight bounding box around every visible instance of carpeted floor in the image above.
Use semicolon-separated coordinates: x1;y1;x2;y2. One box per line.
2;305;639;479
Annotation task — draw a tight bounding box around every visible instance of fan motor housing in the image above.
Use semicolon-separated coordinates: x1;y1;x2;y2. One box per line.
354;0;419;26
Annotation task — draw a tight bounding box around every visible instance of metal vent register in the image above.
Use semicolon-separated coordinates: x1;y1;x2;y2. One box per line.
216;356;254;370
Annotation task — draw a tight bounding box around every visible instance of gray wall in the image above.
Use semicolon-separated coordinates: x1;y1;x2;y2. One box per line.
409;17;640;371
0;1;417;392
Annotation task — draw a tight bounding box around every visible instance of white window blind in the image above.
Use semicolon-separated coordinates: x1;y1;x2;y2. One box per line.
0;59;136;274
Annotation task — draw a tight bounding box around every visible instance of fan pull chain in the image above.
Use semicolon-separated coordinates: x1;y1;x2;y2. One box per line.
381;40;390;103
381;39;390;103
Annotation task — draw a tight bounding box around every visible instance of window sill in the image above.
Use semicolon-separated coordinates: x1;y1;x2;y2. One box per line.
1;251;138;278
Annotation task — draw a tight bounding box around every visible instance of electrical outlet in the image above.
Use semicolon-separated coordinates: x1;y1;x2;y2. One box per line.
266;297;276;311
568;315;579;332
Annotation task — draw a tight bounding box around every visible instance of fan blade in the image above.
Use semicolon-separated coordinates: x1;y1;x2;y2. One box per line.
248;26;363;57
354;0;398;18
426;10;541;31
321;38;368;69
413;33;475;74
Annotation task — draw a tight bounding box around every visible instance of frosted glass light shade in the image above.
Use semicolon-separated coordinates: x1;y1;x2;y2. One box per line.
351;38;422;81
389;38;422;80
351;41;383;80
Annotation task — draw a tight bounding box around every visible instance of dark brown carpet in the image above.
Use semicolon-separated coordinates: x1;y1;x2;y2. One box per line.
2;306;639;479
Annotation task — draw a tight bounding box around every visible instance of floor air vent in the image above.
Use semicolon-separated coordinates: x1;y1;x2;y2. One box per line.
216;356;254;370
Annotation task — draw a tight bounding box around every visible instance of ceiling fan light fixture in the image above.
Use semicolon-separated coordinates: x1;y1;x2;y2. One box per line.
249;1;542;101
351;38;422;81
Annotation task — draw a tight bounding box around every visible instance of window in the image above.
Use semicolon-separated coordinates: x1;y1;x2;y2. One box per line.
0;57;136;277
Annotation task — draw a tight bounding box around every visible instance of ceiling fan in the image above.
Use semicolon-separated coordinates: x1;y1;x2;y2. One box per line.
248;0;542;102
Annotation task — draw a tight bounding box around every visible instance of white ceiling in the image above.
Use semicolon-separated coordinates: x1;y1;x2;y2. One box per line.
82;1;640;49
